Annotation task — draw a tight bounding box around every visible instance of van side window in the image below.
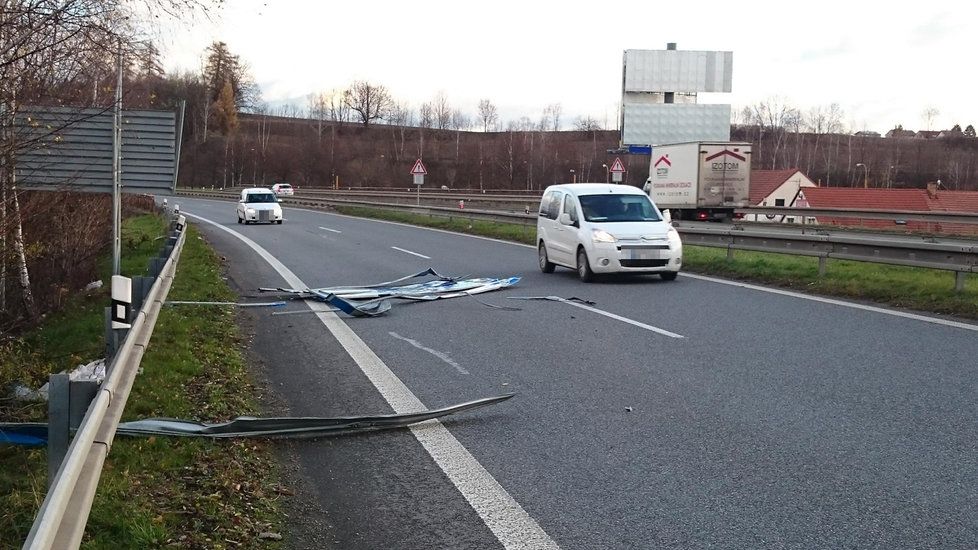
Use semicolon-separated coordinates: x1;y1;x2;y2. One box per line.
539;191;554;217
563;195;578;223
548;192;563;220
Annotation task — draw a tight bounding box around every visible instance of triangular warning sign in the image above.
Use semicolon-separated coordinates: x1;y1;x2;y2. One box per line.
609;157;626;173
410;159;428;175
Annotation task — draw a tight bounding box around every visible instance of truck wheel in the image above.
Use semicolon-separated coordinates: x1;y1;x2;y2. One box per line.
538;242;555;273
660;271;678;281
577;248;594;283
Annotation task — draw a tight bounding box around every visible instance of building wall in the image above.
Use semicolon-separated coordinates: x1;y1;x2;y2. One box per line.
748;172;817;223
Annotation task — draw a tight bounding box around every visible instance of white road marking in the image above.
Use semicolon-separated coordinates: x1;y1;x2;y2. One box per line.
682;272;978;333
185;211;559;550
391;246;431;259
318;226;342;233
550;297;684;338
389;331;469;374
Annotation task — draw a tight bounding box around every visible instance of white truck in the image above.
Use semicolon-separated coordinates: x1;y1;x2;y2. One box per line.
643;141;752;222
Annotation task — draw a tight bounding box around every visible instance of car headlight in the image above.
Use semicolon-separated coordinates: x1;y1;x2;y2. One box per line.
246;208;256;214
591;229;616;243
668;227;682;246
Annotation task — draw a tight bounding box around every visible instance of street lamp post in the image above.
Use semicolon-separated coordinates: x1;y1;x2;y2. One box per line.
856;163;869;188
570;169;576;183
602;163;609;183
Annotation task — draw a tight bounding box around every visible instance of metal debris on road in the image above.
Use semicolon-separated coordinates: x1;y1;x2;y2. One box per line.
165;300;287;308
507;296;597;306
260;267;521;317
0;395;514;444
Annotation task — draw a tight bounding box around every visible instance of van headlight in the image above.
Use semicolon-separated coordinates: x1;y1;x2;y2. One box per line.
667;227;682;247
591;229;616;243
246;208;256;215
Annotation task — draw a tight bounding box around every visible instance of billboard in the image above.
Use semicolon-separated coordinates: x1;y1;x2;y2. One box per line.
623;49;732;93
13;106;178;195
621;104;731;145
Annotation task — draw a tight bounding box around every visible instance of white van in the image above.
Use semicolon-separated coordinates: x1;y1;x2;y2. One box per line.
237;187;284;224
536;184;682;282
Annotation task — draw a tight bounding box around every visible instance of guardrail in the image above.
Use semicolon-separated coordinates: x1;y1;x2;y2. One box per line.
177;190;977;291
24;210;187;549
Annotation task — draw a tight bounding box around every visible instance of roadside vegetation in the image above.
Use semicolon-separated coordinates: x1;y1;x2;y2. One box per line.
333;205;978;320
0;215;285;549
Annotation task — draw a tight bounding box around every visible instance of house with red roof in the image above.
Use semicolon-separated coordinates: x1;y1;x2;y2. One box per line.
746;168;817;223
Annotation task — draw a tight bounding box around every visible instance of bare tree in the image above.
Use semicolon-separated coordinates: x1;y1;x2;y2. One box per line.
477;98;498;132
743;97;802;169
542;103;562;131
432;91;452;129
418;102;434;129
922;107;939;131
344;80;393;126
574;116;602;131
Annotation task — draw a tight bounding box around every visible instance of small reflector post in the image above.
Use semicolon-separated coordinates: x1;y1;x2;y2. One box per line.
111;275;132;329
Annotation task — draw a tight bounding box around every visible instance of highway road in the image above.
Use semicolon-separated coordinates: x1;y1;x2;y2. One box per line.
177;196;978;549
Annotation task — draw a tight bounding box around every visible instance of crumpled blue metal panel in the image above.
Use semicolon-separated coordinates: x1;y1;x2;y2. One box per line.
260;268;521;317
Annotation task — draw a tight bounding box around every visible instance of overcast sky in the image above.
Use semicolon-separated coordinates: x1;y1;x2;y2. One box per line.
160;0;973;133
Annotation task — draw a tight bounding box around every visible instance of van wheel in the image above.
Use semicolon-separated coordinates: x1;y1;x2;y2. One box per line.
237;216;242;224
538;242;555;273
576;248;594;283
660;271;679;281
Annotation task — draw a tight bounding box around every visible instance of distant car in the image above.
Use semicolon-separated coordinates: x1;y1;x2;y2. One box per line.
271;183;294;196
536;183;682;282
237;188;283;224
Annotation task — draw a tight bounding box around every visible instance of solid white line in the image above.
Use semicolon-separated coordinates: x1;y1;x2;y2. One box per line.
391;246;431;259
318;226;342;233
389;331;469;375
554;298;684;338
682;272;978;333
184;211;559;550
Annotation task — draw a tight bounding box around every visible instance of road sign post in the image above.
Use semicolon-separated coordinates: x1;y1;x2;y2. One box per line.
410;159;427;205
610;157;626;183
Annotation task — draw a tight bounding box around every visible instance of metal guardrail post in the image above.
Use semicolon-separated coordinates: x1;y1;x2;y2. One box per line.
955;272;966;292
46;374;70;489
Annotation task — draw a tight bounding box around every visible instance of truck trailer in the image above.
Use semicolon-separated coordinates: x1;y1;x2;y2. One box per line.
642;141;752;221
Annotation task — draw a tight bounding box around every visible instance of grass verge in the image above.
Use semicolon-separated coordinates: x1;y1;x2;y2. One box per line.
0;215;285;549
333;205;978;320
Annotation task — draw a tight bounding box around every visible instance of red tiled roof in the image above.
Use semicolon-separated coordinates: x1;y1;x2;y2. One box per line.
800;188;931;211
750;169;800;204
926;191;978;212
798;187;978;235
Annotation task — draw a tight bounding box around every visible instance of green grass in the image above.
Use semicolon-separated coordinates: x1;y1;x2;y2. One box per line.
0;216;285;549
333;205;978;319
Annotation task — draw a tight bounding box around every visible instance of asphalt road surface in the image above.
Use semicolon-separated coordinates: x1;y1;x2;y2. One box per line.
176;197;978;550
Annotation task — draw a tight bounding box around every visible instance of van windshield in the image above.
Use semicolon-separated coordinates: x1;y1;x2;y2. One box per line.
578;194;661;222
245;193;277;203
